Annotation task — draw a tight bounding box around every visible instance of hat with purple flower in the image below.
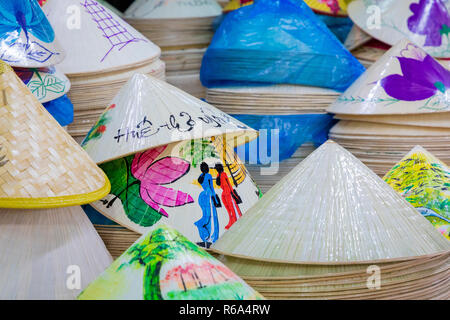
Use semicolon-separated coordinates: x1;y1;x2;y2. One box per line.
348;0;450;58
328;39;450;115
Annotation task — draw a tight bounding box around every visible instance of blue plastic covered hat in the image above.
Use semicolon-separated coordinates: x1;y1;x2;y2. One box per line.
200;0;364;91
43;94;74;127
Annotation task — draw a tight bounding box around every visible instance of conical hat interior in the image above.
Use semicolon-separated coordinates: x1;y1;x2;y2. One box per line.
348;0;450;58
328;39;450;115
0;206;113;299
125;0;222;19
14;66;71;103
42;0;161;75
0;0;65;67
0;61;110;208
78;225;264;300
81;73;258;164
211;141;450;264
383;146;450;240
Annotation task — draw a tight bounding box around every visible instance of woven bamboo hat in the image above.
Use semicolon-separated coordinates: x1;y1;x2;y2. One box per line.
82;74;260;243
304;0;349;16
42;0;161;75
13;66;71;103
0;206;113;299
0;60;110;208
348;0;450;58
335;112;450;128
125;0;222;19
78;224;264;300
211;140;450;264
383;146;450;240
0;0;65;68
328;39;450;115
82;73;258;165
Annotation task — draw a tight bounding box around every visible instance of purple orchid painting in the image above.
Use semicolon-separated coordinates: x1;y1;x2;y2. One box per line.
408;0;450;47
380;44;450;101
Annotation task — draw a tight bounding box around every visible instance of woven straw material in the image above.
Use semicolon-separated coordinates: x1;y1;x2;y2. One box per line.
78;225;264;300
211;141;450;264
0;62;110;208
0;206;112;299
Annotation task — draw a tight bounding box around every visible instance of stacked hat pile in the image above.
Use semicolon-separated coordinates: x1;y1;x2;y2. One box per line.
80;73;262;256
0;0;74;127
124;0;223;98
211;141;450;300
384;146;450;240
41;0;165;142
0;60;112;299
201;0;364;191
78;225;265;300
346;0;450;67
328;39;450;176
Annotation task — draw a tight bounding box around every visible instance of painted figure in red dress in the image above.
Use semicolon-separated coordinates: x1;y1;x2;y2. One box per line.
215;163;242;230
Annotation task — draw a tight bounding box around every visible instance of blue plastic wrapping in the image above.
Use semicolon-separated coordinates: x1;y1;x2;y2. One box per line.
200;0;364;91
232;114;337;163
42;94;74;127
316;14;353;43
82;204;118;226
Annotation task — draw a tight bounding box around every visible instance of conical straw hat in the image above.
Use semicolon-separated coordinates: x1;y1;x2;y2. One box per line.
348;0;450;58
383;146;450;240
125;0;222;19
211;140;450;264
0;0;65;68
81;73;258;165
78;224;264;300
304;0;349;16
14;66;70;103
328;39;450;115
0;60;110;208
0;206;113;299
42;0;161;75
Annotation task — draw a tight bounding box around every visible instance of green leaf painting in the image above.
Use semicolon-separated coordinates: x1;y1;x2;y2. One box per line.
179;139;218;167
27;74;66;100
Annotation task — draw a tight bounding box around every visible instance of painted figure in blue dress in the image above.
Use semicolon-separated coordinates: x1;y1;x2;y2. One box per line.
195;162;220;248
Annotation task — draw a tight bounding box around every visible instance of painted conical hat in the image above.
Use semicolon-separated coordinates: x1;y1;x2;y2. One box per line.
41;0;161;75
78;225;264;300
328;39;450;115
14;66;70;103
384;146;450;240
82;73;258;164
348;0;450;58
211;140;450;264
304;0;349;16
0;0;65;68
125;0;222;19
0;60;110;208
0;206;113;299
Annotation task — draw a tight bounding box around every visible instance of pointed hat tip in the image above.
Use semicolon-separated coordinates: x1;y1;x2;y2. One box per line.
0;60;12;74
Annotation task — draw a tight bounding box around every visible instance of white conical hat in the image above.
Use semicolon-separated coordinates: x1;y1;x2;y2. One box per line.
211;140;450;264
383;146;450;240
42;0;161;75
0;206;113;299
328;39;450;115
78;225;264;300
0;60;110;209
0;0;65;68
348;0;450;58
81;73;258;164
125;0;222;19
14;66;70;103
